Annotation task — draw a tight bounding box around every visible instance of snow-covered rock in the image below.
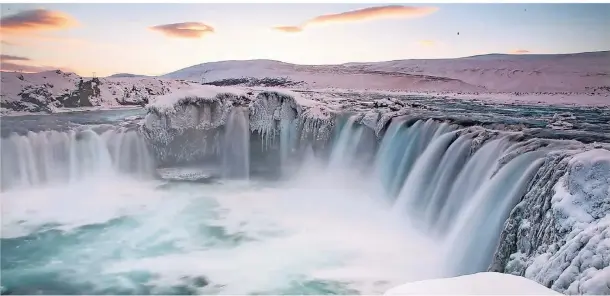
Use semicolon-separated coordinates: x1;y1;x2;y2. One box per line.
140;86;336;165
0;70;198;114
490;149;610;294
385;272;560;295
141;86;249;164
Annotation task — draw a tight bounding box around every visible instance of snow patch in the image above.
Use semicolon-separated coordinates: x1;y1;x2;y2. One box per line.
385;272;559;295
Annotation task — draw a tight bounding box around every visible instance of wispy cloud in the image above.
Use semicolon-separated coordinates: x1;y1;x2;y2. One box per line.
273;26;303;33
510;49;530;54
273;5;438;33
0;54;31;61
0;9;77;33
0;61;70;73
417;40;436;47
150;22;215;39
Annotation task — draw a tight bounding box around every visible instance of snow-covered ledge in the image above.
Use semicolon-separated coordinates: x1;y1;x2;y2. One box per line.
140;85;336;165
385;272;560;295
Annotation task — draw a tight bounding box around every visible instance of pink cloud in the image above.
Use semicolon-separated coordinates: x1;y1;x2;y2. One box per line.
274;5;438;33
150;22;215;38
0;9;77;33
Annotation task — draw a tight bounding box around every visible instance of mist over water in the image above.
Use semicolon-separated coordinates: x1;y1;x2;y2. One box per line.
1;110;551;294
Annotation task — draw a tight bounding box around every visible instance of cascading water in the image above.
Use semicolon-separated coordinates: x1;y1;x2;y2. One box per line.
443;150;546;276
328;116;555;279
3;105;602;295
434;137;513;233
221;107;250;179
0;128;154;191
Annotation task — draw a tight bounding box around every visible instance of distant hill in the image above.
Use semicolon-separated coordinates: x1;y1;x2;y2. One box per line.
107;73;151;78
160;51;610;93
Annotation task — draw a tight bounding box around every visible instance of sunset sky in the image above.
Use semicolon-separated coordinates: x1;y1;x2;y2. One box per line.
1;3;609;77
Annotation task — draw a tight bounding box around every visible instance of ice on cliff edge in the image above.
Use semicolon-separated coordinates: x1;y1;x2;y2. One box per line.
491;149;610;294
141;86;335;165
385;272;560;295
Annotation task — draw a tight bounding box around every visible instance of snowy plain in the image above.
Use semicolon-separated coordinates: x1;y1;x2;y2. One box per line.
2;51;609;115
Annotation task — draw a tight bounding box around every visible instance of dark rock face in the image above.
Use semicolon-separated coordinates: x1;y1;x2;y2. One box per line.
203;77;304;87
57;78;98;108
1;78;100;113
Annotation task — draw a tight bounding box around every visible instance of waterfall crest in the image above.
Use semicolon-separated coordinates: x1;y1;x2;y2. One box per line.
1;128;155;191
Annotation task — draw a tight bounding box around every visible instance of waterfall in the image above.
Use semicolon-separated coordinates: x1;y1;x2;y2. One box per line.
221;107;250;179
392;130;461;218
328;116;364;169
434;137;513;233
0;129;155;191
444;150;546;276
323;116;553;276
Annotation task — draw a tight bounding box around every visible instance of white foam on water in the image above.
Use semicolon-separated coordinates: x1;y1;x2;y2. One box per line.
1;165;442;294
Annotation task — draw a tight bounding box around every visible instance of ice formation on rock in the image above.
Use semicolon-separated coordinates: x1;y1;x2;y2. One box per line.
490;149;610;294
141;87;336;166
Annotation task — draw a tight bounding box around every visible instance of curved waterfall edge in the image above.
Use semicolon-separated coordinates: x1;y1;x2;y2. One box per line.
2;88;609;294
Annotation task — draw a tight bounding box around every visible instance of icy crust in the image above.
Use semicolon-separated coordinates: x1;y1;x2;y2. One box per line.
490;148;610;294
385;272;560;295
141;87;336;164
141;87;249;164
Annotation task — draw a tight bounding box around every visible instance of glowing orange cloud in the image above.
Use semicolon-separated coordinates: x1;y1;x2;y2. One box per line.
0;9;77;33
273;26;303;33
150;22;215;39
511;49;530;54
274;5;438;33
418;40;436;47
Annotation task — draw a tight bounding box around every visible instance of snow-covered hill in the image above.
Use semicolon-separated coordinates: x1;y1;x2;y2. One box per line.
2;51;608;115
0;70;198;114
162;51;610;94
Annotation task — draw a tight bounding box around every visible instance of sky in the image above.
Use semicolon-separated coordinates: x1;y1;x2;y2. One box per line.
1;3;609;77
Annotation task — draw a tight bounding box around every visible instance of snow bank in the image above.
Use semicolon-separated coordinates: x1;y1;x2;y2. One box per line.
385;272;560;295
147;85;246;113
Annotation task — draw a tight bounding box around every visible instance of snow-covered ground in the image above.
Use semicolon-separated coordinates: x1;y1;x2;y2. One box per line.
2;51;607;115
162;51;610;96
385;272;560;295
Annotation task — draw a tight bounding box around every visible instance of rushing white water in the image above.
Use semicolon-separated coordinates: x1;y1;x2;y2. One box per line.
1;160;443;294
0;129;154;191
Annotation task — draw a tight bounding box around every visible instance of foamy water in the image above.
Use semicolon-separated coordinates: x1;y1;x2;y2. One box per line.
1;165;443;294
